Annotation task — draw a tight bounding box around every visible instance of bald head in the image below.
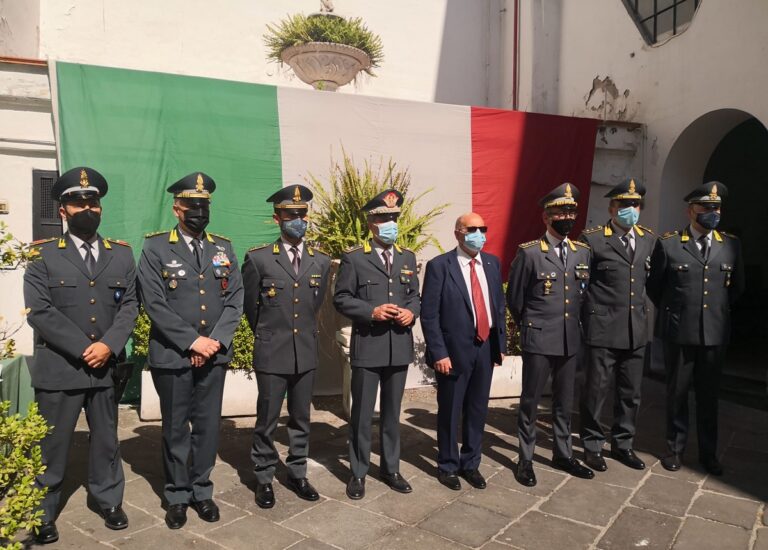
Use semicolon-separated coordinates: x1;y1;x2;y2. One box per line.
455;212;485;231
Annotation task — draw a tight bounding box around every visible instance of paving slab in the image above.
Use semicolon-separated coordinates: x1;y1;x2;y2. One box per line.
111;523;222;549
63;502;160;543
702;447;768;503
458;483;539;519
597;506;682;550
672;516;751;550
491;465;567;498
282;500;398;550
688;491;762;529
287;538;338;550
589;451;654;488
362;474;463;524
498;511;599;550
367;526;466;550
631;473;698;517
206;514;303;549
216;481;324;523
540;477;632;527
755;528;768;550
419;500;510;547
33;524;112;549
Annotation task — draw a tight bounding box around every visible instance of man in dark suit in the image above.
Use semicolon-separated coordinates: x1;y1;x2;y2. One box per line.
506;183;594;487
24;167;138;544
333;189;421;500
578;179;656;472
647;181;744;476
241;185;331;509
138;173;243;529
421;212;506;491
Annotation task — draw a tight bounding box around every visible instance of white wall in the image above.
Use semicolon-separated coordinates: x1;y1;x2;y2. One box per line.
0;0;40;58
33;0;500;106
508;0;768;231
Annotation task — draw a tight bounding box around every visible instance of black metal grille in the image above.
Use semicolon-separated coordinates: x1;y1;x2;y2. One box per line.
623;0;700;44
33;169;62;240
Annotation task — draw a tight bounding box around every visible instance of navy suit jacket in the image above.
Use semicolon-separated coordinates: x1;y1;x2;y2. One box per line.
421;248;506;373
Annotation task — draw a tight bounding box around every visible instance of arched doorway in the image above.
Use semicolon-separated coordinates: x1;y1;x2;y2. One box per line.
660;110;768;408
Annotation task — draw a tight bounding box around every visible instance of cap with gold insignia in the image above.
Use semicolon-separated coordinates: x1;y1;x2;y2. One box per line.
362;188;404;215
51;167;108;202
605;178;646;200
266;184;313;213
539;182;579;209
166;172;216;200
684;181;728;204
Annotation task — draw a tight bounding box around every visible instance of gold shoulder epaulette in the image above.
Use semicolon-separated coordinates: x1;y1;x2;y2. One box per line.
29;237;55;246
661;231;678;240
145;230;169;238
582;226;602;234
247;243;270;253
106;238;131;247
573;240;590;248
208;232;231;242
637;224;655;235
720;231;738;239
344;245;363;253
518;240;538;249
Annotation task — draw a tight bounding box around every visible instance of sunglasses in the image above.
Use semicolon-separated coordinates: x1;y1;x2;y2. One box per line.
462;226;488;234
617;200;641;208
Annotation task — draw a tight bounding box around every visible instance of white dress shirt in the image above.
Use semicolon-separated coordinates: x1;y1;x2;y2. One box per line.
612;221;636;253
456;246;494;328
68;232;99;262
688;225;712;254
178;226;204;254
281;237;304;259
373;242;394;270
545;230;569;262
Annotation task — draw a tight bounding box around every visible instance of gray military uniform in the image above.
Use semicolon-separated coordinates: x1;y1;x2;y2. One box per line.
241;239;331;483
578;222;657;453
24;233;138;521
333;240;420;478
506;234;591;461
137;226;243;505
647;227;744;459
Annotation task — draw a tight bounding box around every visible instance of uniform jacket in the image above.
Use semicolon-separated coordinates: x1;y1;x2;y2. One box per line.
23;233;138;390
420;248;506;372
646;227;744;346
333;240;421;368
241;240;331;374
506;234;591;357
137;226;244;369
579;222;657;349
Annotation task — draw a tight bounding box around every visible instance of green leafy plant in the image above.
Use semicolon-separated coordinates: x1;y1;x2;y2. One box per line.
0;402;49;549
502;282;522;356
305;150;449;259
131;309;254;373
264;13;384;75
0;223;38;359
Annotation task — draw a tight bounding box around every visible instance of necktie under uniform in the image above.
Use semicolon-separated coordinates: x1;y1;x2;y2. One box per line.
382;249;391;274
82;243;95;276
290;246;301;274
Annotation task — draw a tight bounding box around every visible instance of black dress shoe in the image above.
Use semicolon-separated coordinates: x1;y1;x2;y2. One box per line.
380;472;413;494
101;505;129;530
165;503;188;529
35;521;59;544
460;469;487;489
700;456;724;476
611;448;646;470
437;471;462;491
552;457;595;479
346;477;365;500
515;460;537;487
286;477;320;501
584;451;607;472
191;499;220;522
661;454;681;472
255;483;275;509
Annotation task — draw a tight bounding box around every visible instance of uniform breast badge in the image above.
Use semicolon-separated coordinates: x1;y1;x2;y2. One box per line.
169;279;178;290
544;279;552;295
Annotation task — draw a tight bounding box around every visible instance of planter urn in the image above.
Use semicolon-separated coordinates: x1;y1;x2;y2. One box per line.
280;42;371;92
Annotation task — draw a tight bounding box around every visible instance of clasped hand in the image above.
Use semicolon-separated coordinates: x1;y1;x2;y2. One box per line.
190;336;221;368
372;303;414;326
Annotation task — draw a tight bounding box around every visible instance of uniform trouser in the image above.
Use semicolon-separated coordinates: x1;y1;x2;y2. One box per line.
251;370;315;484
35;386;124;522
663;343;724;460
518;352;578;462
349;365;408;478
580;345;645;453
151;364;226;505
436;338;493;473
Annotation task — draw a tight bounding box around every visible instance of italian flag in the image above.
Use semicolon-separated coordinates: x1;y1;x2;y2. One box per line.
54;62;598;274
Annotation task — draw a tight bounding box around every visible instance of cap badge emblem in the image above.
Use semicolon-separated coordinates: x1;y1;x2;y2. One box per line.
80;169;90;188
383;192;398;208
195;174;204;193
293;186;302;203
709;184;718;200
564;184;572;199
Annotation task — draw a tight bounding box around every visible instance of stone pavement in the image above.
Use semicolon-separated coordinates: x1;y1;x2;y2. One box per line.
31;377;767;549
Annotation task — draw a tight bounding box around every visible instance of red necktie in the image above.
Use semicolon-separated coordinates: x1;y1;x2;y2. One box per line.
470;259;490;342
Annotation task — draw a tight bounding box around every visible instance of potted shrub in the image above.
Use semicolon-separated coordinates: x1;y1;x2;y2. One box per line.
264;4;384;91
305;149;447;415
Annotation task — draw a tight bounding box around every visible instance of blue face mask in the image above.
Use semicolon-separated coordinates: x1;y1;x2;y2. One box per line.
463;231;486;252
281;218;307;239
696;210;720;230
616;206;640;228
376;221;399;245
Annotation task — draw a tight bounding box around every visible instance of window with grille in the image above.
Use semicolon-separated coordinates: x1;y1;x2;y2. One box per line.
622;0;700;44
32;169;62;240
